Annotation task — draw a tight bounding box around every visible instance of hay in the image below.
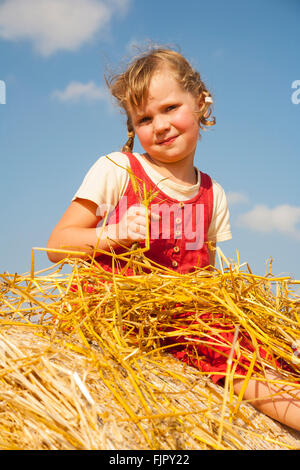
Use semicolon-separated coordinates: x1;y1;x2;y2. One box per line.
0;246;300;450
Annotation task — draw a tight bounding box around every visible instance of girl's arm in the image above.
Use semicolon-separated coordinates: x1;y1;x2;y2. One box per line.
47;198;149;263
47;198;106;263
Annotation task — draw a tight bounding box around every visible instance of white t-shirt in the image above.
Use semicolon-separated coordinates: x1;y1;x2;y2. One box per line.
72;152;232;243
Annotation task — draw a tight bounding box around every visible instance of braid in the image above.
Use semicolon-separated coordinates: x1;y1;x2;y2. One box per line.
198;90;215;131
181;68;215;131
122;117;135;153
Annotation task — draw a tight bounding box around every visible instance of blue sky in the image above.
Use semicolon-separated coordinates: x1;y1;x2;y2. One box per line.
0;0;299;281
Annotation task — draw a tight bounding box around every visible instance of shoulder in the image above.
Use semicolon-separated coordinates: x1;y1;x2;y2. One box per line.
72;151;131;206
79;151;132;187
196;170;232;241
89;151;130;173
211;179;230;216
208;178;232;242
211;179;228;200
198;171;228;206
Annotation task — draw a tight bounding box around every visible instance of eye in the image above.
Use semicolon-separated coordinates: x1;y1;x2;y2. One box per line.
166;104;178;112
138;116;151;125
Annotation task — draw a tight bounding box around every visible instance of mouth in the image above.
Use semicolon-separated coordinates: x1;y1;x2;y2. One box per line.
157;135;178;146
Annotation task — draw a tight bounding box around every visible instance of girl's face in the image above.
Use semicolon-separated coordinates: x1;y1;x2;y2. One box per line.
130;70;201;166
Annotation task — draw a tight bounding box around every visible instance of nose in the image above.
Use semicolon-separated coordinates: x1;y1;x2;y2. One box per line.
153;114;170;134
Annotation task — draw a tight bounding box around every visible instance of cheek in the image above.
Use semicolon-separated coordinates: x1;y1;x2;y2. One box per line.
136;127;152;146
172;108;199;133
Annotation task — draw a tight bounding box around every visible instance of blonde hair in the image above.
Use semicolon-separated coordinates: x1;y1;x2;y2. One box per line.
106;47;215;152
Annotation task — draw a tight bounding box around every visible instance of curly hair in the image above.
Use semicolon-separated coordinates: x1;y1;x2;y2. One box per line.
106;47;215;152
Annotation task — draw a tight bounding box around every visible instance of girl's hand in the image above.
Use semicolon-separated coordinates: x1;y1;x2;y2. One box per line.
105;204;158;245
118;204;148;243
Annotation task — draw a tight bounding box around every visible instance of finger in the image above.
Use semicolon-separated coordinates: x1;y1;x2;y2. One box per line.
129;222;146;237
129;204;147;217
136;223;146;236
129;229;145;240
134;215;148;227
150;211;160;221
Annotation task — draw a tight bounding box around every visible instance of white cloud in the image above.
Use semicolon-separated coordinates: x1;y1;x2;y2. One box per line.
0;0;130;56
227;191;249;206
237;204;300;240
52;81;108;102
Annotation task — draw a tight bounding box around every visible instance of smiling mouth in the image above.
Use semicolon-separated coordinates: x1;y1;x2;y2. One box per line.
157;136;178;145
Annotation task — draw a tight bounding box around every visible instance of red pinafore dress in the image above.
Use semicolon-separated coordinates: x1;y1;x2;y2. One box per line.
96;152;213;274
91;153;289;384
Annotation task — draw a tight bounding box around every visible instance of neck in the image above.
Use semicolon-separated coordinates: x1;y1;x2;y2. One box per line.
142;153;197;186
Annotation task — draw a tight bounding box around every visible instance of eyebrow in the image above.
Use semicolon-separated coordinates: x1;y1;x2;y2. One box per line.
133;110;146;118
134;100;179;117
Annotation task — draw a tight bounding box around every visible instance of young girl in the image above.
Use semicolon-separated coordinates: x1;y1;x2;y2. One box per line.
47;47;300;432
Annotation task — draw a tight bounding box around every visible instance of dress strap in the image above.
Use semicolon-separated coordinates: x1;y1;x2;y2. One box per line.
199;171;214;227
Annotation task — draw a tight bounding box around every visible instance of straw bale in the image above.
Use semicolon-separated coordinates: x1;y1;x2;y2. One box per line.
0;248;300;450
0;323;299;450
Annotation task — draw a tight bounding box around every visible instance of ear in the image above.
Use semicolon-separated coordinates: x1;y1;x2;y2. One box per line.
194;94;205;124
197;93;206;109
197;93;212;121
